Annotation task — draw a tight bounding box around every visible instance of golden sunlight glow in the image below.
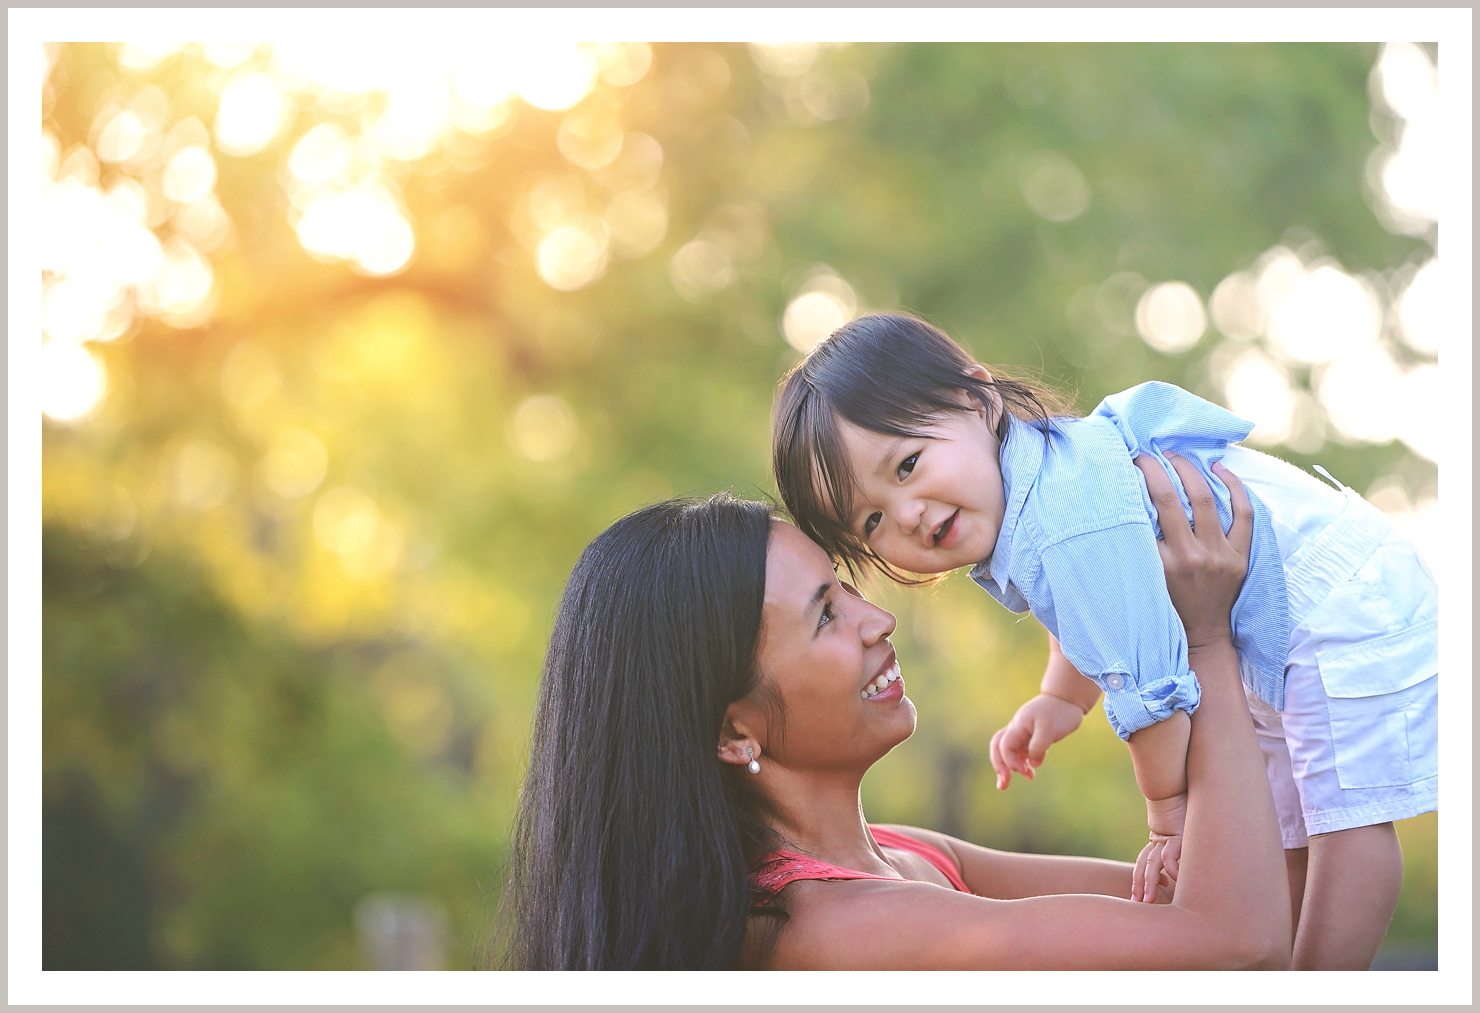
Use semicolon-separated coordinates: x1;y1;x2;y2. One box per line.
42;164;164;350
117;40;187;72
314;486;381;556
1134;281;1206;353
261;427;330;500
295;184;416;276
603;188;668;258
513;43;600;112
557;109;625;171
138;238;216;327
510;395;578;462
95;108;149;164
161;145;217;204
797;68;872;122
594;132;664;192
669;237;735;302
288;123;354;188
748;43;822;78
448;54;519;115
215;72;288;157
169;437;237;510
44;277;116;345
75;41;664;312
536;222;610;291
782;270;858;352
1020;152;1091;223
41;340;107;423
201;41;257;69
221;342;283;434
523;175;589;234
594;43;653;88
373;71;454;162
172;196;234;254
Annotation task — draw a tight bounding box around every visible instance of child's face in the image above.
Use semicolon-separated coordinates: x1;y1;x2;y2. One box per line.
833;398;1007;575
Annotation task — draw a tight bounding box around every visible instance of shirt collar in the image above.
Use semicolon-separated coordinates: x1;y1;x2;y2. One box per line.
970;414;1048;589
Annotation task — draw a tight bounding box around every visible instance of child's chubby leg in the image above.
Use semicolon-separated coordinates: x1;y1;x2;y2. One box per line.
1293;823;1402;970
1283;846;1308;946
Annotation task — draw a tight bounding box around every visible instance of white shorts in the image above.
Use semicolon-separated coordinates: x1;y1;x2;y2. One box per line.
1244;490;1438;849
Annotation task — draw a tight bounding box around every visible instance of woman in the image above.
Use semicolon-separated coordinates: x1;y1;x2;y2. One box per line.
500;457;1290;969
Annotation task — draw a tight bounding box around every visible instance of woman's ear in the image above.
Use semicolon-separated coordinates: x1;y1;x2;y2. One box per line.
717;703;761;769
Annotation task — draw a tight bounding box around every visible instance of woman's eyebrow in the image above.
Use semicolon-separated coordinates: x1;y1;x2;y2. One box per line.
803;581;830;620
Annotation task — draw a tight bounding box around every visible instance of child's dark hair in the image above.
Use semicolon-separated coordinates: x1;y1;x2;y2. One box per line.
771;312;1072;585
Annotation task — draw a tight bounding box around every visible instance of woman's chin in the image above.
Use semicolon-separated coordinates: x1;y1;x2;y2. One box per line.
878;698;918;751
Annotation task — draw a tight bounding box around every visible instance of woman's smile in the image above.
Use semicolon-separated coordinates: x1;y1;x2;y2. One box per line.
861;663;904;702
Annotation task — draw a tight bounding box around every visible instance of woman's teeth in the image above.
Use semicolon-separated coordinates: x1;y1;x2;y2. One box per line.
860;662;902;699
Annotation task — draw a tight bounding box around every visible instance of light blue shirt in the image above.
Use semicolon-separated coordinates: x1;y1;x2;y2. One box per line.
970;381;1293;740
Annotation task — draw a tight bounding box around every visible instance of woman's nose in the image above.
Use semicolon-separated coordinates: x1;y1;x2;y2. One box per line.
859;600;897;644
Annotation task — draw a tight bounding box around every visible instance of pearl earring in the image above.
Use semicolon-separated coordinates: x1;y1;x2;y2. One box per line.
746;747;761;775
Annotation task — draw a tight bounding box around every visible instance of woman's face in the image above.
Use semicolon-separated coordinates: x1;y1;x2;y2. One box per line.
751;521;916;772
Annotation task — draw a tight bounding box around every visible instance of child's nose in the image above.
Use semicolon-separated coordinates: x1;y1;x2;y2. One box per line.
897;498;926;534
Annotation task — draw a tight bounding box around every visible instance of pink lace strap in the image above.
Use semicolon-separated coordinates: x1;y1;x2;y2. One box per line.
750;825;969;905
868;825;970;893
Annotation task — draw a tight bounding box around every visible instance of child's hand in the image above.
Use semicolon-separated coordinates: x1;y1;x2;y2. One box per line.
1132;792;1188;903
988;693;1087;790
1132;833;1182;904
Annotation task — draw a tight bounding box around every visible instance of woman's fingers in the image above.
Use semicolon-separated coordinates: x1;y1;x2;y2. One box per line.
1164;453;1219;543
1213;460;1253;558
1133;455;1192;552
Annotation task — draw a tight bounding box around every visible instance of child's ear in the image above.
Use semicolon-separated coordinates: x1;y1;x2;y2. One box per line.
963;364;1002;426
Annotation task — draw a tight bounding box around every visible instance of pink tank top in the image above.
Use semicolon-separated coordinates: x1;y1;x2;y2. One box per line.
750;825;970;906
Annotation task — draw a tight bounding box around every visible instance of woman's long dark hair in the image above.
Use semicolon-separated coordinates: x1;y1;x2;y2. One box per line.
498;494;783;969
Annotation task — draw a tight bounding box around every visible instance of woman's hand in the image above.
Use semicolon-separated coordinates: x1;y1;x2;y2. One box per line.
1133;454;1252;651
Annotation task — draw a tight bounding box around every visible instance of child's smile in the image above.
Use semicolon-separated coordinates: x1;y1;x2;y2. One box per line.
834;402;1008;576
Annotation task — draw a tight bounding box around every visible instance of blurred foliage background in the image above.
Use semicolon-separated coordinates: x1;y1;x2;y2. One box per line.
40;41;1441;969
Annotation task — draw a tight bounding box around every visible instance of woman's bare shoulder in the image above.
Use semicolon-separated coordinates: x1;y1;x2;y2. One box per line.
757;877;1012;970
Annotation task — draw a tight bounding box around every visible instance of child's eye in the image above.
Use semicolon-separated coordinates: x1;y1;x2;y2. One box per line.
896;453;919;480
862;512;882;536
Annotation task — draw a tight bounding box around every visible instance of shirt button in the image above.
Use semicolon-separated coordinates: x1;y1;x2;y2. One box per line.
1105;673;1125;691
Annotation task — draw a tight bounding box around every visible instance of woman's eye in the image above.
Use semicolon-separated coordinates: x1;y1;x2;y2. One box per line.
897;453;919;480
817;601;835;630
863;512;881;536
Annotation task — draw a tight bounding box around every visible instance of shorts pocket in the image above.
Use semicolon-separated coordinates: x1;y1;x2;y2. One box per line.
1315;617;1437;790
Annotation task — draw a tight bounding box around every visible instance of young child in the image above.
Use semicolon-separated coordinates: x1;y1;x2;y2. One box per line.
771;312;1437;970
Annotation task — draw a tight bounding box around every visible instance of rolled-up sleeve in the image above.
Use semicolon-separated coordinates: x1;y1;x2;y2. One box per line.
1036;524;1201;740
